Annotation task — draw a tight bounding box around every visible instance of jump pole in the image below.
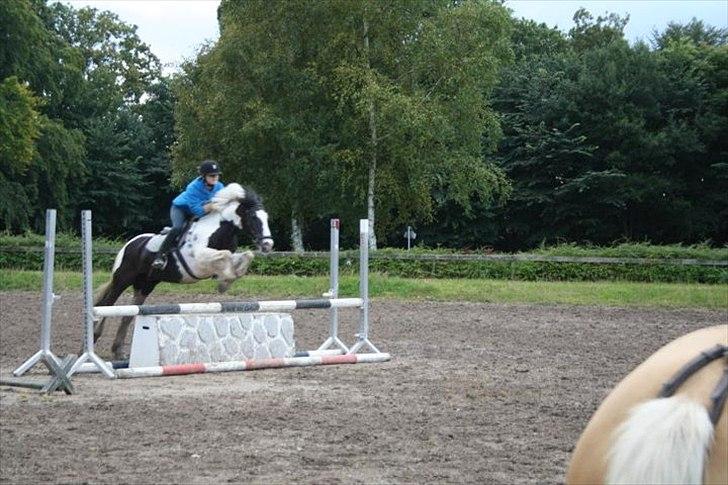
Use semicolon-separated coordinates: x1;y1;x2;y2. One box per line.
93;297;364;318
72;349;346;374
114;352;389;379
67;211;115;378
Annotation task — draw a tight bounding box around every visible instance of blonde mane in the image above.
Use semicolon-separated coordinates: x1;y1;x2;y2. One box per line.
211;183;246;208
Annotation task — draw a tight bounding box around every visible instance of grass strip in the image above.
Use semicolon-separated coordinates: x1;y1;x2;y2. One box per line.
1;270;725;309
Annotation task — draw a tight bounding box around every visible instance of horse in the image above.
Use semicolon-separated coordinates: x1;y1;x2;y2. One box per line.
567;325;727;485
91;183;274;359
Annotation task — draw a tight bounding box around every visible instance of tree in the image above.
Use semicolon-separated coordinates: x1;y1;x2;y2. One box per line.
569;8;628;51
652;18;728;49
1;0;167;235
174;0;513;249
40;2;164;235
0;0;86;231
0;77;42;230
489;12;728;248
508;17;568;61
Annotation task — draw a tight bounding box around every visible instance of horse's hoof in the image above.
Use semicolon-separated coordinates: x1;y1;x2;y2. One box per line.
217;281;232;293
234;251;254;277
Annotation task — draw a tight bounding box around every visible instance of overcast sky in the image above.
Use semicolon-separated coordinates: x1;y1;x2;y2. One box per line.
66;0;728;74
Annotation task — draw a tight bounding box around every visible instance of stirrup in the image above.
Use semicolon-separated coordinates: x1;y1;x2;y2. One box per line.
151;255;167;270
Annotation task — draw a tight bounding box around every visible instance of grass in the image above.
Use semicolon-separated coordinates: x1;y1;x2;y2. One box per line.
1;270;726;309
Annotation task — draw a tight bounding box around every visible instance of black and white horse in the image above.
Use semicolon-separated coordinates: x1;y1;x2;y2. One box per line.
92;183;274;359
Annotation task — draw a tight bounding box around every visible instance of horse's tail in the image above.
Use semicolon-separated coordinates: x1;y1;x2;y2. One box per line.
606;396;713;484
94;280;114;307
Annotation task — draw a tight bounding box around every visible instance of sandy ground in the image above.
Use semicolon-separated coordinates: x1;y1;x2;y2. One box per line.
0;290;725;484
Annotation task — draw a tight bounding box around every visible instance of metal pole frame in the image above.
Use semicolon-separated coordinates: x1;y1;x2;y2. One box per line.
68;211;115;378
318;219;349;352
13;209;65;377
347;219;381;354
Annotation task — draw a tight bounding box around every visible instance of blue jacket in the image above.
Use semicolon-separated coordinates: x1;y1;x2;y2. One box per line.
172;177;225;217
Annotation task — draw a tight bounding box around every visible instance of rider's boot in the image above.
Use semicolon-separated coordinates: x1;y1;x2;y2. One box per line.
152;228;181;270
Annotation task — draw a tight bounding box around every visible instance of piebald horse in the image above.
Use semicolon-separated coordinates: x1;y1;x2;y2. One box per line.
567;325;727;484
92;183;274;359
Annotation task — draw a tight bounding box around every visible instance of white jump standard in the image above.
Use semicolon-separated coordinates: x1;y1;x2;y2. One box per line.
68;211;115;378
6;209;75;394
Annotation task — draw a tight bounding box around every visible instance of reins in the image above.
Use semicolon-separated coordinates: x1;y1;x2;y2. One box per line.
659;343;728;425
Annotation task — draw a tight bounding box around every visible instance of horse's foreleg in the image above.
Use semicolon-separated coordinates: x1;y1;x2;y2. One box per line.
111;289;148;360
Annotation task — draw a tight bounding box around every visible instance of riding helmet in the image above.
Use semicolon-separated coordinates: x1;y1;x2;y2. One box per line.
198;160;221;176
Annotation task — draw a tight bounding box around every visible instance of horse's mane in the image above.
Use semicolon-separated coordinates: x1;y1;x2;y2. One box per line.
212;183;246;206
211;183;262;211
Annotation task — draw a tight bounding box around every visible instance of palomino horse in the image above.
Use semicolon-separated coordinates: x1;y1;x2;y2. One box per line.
567;325;727;484
92;183;274;359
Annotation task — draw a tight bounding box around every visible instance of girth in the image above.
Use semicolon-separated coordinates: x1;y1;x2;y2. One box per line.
658;343;728;425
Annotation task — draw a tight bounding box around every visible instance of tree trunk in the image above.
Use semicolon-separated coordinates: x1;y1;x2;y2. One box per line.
363;17;378;249
290;215;304;253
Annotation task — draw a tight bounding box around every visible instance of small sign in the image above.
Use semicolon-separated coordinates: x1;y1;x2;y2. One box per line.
403;226;416;250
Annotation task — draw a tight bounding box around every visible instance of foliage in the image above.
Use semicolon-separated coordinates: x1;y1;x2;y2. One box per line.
652;18;728;49
0;0;172;237
1;3;726;256
1;232;725;283
438;13;728;250
173;0;513;246
0;77;41;170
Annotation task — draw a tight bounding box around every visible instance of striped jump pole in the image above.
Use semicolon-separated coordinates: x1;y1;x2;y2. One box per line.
72;349;347;374
93;297;363;318
114;352;391;379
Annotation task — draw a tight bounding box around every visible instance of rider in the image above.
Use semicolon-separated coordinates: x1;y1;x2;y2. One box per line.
151;160;225;270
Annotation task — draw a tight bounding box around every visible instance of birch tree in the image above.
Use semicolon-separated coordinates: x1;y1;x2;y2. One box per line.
173;0;513;248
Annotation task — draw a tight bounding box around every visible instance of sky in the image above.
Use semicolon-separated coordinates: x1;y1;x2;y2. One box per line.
66;0;728;74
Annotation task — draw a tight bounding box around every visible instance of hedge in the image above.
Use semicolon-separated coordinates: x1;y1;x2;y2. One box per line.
1;244;725;284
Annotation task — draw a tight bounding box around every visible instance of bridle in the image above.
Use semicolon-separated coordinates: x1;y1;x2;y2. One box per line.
659;344;728;425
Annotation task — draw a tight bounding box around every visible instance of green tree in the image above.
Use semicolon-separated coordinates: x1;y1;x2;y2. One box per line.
175;0;513;249
569;8;629;51
41;2;164;235
0;77;42;230
489;12;727;248
0;0;86;231
653;18;728;49
1;0;167;235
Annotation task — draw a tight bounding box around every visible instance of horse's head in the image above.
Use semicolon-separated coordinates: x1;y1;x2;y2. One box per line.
213;183;274;253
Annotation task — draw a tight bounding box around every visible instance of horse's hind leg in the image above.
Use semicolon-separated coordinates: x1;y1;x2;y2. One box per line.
80;278;132;356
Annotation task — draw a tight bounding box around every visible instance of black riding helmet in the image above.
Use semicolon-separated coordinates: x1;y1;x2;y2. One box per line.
199;160;221;176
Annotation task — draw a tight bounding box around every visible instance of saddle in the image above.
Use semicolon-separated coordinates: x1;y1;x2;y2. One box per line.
160;218;196;247
156;219;202;279
659;344;728;425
